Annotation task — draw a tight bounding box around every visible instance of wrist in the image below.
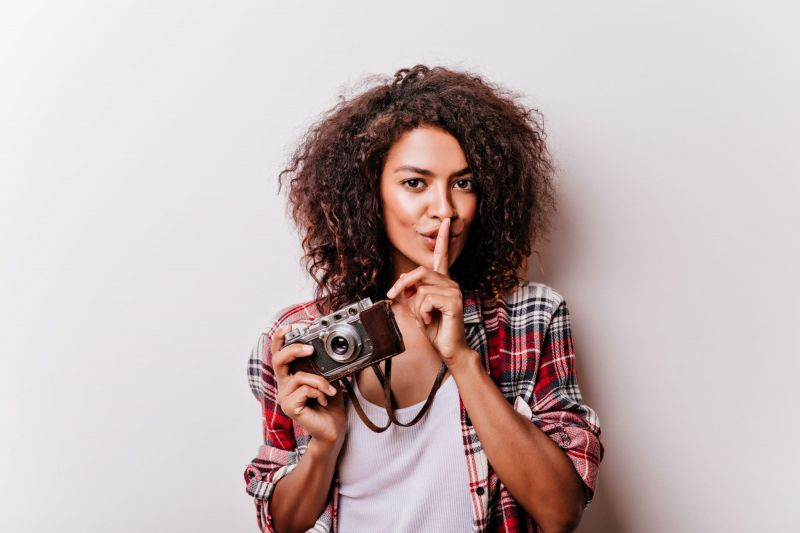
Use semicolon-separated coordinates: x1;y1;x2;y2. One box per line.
444;348;481;377
307;435;344;462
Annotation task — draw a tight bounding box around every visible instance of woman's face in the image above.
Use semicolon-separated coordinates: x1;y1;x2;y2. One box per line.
379;126;478;281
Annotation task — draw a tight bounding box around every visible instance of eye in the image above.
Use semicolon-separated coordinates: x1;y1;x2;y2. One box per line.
454;179;476;191
401;178;425;190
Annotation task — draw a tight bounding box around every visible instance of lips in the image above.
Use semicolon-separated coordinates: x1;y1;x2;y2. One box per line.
420;228;461;239
419;232;459;251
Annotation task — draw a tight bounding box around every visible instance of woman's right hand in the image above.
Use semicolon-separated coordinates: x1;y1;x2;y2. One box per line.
271;324;347;448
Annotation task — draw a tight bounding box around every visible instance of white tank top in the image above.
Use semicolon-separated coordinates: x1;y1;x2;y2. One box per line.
336;374;473;532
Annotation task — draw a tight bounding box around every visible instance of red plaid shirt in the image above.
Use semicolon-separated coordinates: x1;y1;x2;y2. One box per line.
244;281;603;532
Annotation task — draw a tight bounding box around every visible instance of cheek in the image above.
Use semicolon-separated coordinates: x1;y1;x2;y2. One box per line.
384;196;422;229
458;197;479;224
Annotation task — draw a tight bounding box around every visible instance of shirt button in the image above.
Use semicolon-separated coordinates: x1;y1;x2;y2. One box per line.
476;487;485;496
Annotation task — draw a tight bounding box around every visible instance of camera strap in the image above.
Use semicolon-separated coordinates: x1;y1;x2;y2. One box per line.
340;359;449;432
341;368;392;433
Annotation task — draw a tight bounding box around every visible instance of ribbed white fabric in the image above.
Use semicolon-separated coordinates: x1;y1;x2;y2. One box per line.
336;374;473;532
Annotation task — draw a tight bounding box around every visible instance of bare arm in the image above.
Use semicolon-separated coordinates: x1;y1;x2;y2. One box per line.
450;350;585;533
270;438;344;533
268;324;348;533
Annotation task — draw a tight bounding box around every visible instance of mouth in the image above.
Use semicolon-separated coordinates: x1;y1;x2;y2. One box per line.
420;229;461;240
419;231;460;251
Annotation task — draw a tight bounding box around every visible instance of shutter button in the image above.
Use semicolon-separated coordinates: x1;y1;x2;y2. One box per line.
476;487;485;496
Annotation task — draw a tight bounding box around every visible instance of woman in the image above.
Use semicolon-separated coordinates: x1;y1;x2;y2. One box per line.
244;65;603;533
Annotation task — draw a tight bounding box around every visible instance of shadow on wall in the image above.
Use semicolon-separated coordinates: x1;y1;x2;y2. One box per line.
525;190;627;533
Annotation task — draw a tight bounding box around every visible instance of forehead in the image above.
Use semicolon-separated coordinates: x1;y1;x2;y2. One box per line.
383;126;468;172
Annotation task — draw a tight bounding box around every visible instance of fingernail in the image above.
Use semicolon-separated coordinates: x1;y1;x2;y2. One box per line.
304;345;314;353
415;319;421;328
328;385;336;395
387;288;396;298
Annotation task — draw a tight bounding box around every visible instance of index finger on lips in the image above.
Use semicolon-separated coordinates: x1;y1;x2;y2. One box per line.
432;217;450;275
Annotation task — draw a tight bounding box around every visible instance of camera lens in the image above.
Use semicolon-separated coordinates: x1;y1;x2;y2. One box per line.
331;336;349;355
324;323;362;363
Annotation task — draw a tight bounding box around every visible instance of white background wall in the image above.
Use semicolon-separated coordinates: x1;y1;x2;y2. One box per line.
2;1;798;532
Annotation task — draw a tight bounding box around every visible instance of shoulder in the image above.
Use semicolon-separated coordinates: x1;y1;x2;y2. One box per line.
497;280;567;318
469;281;569;341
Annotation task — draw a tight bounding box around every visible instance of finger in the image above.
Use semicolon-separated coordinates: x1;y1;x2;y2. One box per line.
408;285;435;321
270;324;293;360
273;341;315;380
414;287;455;325
270;325;295;379
286;385;328;415
387;272;415;307
386;266;454;300
283;384;326;415
282;372;338;397
432;217;450;275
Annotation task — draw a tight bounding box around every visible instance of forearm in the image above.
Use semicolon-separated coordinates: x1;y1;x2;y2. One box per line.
449;351;585;533
270;438;342;533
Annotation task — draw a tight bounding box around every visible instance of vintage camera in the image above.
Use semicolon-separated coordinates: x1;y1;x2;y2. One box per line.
284;297;405;381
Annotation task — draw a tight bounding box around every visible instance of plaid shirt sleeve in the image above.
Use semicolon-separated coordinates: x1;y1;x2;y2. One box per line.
525;291;604;506
243;306;308;532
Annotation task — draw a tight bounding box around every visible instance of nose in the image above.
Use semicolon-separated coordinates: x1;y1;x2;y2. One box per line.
428;182;457;221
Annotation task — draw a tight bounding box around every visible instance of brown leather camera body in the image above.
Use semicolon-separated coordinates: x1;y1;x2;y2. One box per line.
286;299;405;382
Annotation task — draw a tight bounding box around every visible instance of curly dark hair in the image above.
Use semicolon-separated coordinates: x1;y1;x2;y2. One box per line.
278;64;557;314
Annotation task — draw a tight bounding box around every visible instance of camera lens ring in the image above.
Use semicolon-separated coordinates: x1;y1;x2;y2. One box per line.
324;323;362;363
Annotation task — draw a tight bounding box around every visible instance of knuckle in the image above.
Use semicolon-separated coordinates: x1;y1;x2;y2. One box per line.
294;371;314;382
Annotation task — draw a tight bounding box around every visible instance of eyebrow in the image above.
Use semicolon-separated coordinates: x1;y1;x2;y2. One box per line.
393;165;472;178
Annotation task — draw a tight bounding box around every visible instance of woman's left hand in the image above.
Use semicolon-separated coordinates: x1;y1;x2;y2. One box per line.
386;218;472;365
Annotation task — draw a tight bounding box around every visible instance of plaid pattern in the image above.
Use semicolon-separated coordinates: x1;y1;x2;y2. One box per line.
244;281;603;532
